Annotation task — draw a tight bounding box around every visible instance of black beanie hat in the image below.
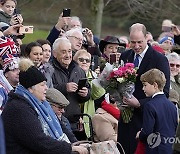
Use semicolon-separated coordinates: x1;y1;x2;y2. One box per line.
19;58;47;89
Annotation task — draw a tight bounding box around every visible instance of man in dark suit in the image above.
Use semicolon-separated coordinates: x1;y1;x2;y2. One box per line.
117;23;170;154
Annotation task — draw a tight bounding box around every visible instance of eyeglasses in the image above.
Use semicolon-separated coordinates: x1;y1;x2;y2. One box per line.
170;63;180;68
51;104;65;110
68;36;83;42
78;57;91;63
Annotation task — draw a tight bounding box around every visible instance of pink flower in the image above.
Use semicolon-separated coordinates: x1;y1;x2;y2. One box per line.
107;63;137;84
125;63;134;68
108;71;116;79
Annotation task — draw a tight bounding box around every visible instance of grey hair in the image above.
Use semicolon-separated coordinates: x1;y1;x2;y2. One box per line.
166;52;180;61
70;16;82;28
52;37;71;54
65;27;82;37
30;85;35;90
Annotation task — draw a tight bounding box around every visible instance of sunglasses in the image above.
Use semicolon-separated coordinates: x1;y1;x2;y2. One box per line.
78;57;91;63
170;63;180;68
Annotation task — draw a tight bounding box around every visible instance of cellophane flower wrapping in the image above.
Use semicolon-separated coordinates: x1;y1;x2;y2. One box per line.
95;62;137;123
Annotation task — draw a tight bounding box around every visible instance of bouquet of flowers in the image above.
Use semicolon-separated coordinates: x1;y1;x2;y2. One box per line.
95;62;137;123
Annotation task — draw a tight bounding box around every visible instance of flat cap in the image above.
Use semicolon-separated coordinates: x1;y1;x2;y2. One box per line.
46;88;70;107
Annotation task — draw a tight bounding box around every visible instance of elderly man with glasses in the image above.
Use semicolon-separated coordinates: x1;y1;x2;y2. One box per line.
66;28;84;56
51;37;91;139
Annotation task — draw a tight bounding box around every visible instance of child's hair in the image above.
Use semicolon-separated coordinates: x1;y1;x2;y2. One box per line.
0;0;17;5
140;68;166;91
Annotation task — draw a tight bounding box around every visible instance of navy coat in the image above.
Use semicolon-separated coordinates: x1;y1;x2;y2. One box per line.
117;45;170;154
139;94;178;154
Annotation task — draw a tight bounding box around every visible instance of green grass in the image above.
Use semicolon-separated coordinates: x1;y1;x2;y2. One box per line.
22;29;49;44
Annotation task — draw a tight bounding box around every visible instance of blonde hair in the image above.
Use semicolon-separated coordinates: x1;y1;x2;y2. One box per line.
140;69;166;91
73;49;91;62
18;58;34;72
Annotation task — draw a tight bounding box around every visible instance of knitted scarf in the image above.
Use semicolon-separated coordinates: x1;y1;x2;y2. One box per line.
15;85;70;143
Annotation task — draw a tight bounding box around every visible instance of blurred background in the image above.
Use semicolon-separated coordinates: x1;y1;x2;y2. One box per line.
17;0;180;43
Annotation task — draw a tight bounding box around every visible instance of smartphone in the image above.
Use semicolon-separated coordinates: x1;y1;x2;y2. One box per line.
77;78;87;91
13;8;21;15
109;53;117;64
62;8;71;17
19;26;34;34
162;26;172;32
117;46;125;53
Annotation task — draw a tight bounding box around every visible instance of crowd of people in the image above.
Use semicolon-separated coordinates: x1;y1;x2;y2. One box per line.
0;0;180;154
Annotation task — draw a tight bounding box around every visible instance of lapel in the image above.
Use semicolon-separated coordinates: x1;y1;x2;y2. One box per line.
126;50;135;63
137;46;152;75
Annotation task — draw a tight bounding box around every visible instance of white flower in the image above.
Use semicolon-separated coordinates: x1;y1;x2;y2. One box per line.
113;67;118;71
117;77;125;83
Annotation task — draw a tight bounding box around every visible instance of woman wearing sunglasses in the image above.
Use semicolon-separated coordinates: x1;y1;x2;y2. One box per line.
166;52;180;106
73;49;105;139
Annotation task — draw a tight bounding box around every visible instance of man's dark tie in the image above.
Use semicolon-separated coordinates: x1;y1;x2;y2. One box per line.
134;54;140;67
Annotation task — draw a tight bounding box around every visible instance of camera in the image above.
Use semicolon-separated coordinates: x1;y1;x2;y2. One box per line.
82;28;88;34
19;26;34;34
117;46;125;53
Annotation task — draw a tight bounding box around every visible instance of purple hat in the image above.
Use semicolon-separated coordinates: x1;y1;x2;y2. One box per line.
99;36;126;53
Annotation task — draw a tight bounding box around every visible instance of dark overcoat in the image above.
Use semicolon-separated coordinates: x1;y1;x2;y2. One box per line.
117;45;170;154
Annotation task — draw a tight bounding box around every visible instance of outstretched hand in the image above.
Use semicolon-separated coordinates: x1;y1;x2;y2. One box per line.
171;24;180;36
123;95;140;108
3;24;23;36
55;13;70;31
83;28;95;46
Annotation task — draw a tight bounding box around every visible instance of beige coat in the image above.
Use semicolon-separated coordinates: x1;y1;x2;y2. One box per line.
92;108;118;142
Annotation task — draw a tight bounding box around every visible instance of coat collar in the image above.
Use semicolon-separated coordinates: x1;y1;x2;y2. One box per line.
95;108;107;114
126;45;153;75
52;57;76;72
